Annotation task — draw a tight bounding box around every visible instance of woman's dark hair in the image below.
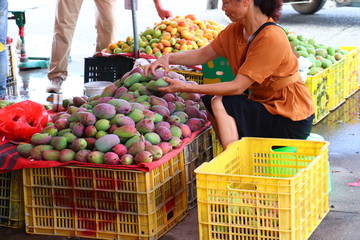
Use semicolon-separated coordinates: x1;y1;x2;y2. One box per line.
254;0;283;22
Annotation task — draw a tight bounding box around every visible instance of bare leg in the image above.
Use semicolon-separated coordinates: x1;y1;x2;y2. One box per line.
211;96;239;149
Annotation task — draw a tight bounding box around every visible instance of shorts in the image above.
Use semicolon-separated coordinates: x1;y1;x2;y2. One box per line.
201;94;314;140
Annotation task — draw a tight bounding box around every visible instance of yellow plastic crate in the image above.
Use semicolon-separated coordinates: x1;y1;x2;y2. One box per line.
328;53;346;111
23;153;187;240
341;47;359;98
183;126;215;209
170;69;203;84
195;137;330;240
305;67;331;124
0;170;25;228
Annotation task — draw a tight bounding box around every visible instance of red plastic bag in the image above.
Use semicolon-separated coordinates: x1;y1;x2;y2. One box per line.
0;100;49;142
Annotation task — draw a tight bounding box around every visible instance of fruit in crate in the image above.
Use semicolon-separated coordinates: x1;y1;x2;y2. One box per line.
285;28;348;76
20;68;208;166
102;15;225;57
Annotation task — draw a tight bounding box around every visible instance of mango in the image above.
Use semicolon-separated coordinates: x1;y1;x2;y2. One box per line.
145;145;163;160
151;105;170;117
84;125;98;138
149;96;168;107
136;119;155;134
51;136;68;151
73;96;87;107
63;132;77;144
75;149;91;162
87;151;105;164
144;132;161;145
95;134;120;152
92;103;116;119
99;83;116;97
31;133;52;146
170;125;182;138
54;118;70;131
158;141;173;154
104;152;120;165
171;111;189;124
70;138;88;152
30;145;53;160
85;137;97;150
120;154;134;165
41;125;59;137
58;149;76;162
156;126;172;141
72;122;85;138
127;109;145;123
178;123;192;138
41;150;60;161
321;58;333;68
112;143;128;156
17;143;33;158
77;112;97;126
130;102;149;111
186;117;205;132
124;135;142;149
113;87;128;98
95;119;111;131
169;136;182;149
134;151;153;164
128;141;146;157
124;72;142;88
146;80;159;92
110;115;135;127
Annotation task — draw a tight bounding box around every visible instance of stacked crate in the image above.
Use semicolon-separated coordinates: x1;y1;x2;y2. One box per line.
23;153;187;240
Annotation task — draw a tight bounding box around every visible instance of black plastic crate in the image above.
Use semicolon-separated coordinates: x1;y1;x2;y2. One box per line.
84;55;135;83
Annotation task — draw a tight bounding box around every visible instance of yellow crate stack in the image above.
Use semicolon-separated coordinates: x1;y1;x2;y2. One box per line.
342;47;360;98
23;153;187;240
0;170;25;228
195;137;330;240
183;126;215;209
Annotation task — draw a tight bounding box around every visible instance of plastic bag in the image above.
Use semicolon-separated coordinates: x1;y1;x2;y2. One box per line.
0;100;49;142
298;56;313;82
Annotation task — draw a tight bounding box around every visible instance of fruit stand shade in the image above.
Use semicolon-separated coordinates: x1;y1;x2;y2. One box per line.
130;0;139;58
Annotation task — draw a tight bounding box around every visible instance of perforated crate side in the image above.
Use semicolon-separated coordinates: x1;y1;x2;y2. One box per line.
305;67;331;124
23;153;187;239
0;170;25;228
341;47;360;98
84;56;135;83
195;137;330;240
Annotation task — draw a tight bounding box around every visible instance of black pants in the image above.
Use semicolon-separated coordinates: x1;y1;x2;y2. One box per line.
201;94;314;140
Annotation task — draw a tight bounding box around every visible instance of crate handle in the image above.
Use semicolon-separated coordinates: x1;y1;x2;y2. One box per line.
271;145;297;153
227;181;257;192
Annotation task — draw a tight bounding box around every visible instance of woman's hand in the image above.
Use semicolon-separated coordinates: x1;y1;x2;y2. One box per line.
144;55;170;78
157;77;186;93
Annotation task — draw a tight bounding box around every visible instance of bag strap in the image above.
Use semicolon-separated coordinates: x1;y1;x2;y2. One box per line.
246;22;283;55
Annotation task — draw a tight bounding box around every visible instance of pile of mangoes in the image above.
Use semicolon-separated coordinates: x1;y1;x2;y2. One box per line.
102;14;224;57
286;28;348;76
17;68;208;165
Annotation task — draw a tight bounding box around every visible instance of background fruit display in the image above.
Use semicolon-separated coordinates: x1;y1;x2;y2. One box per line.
285;28;349;76
17;68;208;165
102;14;224;58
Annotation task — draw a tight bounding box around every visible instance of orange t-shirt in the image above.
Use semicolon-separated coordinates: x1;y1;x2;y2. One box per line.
210;20;315;121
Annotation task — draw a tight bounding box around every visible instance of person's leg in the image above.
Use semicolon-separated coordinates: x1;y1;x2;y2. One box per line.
0;0;8;99
94;0;116;52
211;95;239;149
47;0;83;90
